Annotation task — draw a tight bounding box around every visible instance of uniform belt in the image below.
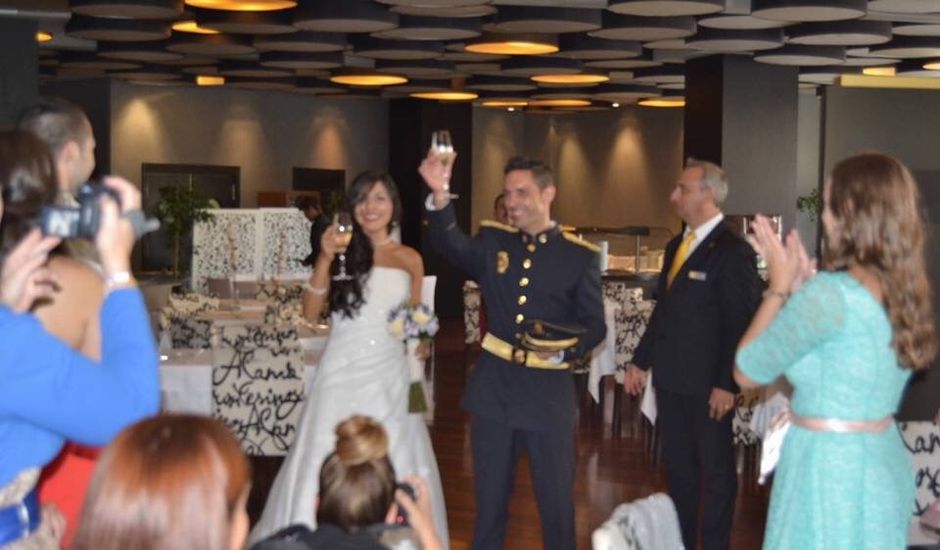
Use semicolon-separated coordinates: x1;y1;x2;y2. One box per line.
481;333;569;370
789;412;894;433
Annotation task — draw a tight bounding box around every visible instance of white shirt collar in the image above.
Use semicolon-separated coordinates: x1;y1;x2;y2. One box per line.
683;212;724;254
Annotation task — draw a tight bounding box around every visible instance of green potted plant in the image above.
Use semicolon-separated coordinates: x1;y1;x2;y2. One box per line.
153;185;216;278
796;187;821;222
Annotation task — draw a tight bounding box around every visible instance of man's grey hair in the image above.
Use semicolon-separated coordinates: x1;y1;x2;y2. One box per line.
685;157;728;204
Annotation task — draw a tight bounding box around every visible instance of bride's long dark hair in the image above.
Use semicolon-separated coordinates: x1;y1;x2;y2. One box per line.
328;170;402;319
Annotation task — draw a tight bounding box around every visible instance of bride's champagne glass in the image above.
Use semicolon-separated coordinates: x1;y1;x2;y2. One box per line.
431;129;459;199
332;212;354;281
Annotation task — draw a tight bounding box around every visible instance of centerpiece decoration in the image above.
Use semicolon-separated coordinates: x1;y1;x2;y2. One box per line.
387;302;439;414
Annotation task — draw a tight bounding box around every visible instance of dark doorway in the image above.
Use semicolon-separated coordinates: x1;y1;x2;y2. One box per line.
140;163;240;273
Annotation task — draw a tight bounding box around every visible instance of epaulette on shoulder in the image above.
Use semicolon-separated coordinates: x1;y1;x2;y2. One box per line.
562;232;601;253
480;219;518;233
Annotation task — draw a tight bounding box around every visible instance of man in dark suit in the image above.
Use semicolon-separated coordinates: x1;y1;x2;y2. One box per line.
296;196;331;267
625;159;761;550
420;153;606;550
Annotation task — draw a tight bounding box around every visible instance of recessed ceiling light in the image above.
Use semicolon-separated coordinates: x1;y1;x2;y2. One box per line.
330;68;408;86
36;31;53;42
172;20;219;34
607;0;723;17
196;74;225;86
751;0;867;22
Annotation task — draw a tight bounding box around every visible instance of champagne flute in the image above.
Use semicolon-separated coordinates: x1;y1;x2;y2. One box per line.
431;129;459;199
332;212;354;281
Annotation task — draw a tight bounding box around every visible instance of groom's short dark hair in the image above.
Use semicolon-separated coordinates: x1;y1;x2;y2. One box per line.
504;156;554;190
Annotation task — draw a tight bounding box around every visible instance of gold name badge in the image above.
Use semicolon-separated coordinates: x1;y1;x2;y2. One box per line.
497;251;509;274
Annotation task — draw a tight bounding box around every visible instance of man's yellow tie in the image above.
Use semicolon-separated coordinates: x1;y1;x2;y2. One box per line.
667;231;696;288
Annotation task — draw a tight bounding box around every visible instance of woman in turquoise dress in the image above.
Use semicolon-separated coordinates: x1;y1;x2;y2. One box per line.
734;153;936;550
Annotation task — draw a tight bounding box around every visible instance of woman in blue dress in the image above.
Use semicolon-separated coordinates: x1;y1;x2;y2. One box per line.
735;153;936;550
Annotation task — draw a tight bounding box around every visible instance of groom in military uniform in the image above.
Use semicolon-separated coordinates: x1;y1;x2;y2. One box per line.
419;153;605;550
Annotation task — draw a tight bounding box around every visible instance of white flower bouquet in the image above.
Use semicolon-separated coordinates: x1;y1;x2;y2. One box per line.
387;303;439;414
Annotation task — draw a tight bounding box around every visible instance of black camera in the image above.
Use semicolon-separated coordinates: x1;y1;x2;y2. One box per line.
40;181;121;239
394;482;417;527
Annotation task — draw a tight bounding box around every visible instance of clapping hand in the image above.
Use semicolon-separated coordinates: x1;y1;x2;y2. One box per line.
746;215;816;295
1;229;60;313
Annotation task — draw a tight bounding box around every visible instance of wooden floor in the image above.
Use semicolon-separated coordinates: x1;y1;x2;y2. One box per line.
247;318;770;549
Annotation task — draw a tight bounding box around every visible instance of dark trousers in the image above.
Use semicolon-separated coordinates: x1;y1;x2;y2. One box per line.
470;414;575;550
656;388;737;550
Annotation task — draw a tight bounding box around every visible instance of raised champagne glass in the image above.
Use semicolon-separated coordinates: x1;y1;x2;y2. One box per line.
332;212;354;281
431;129;459;199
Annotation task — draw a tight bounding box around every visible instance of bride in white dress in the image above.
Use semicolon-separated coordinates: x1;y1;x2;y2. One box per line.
249;171;449;546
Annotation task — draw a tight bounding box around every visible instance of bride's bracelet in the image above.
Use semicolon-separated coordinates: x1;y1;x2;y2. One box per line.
304;281;328;296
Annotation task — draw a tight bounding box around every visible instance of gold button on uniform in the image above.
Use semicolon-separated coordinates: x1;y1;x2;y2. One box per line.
519;277;529;287
515;313;524;323
538;234;547;244
523;259;532;269
518;295;527;305
527;244;536;252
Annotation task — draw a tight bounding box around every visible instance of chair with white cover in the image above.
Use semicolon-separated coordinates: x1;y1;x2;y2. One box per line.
592;492;685;550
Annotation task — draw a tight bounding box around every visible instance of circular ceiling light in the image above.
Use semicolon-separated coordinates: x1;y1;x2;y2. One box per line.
686;28;784;51
465;32;558;55
590;13;696;42
607;0;723;16
66;15;171;41
478;97;529;108
255;31;346;52
798;66;860;84
441;50;506;62
259;51;344;70
557;35;642;60
372;15;480;41
466;75;537;92
896;59;940;76
528;98;592;107
697;14;790;30
638;94;685;107
750;0;867;22
391;4;496;17
786;20;892;46
501;56;582;78
167;32;256;56
71;0;182;19
487;7;601;34
294;0;398;33
354;37;444;60
330;68;408;86
590;83;660;101
98;40;185;62
195;74;224;86
376;59;457;79
861;66;895;76
870;36;940;58
410;90;479;101
532;69;609;85
184;0;296;11
867;0;940;13
633;65;685;84
841;55;898;66
755;44;846;65
36;31;53;42
195;7;295;34
172;19;218;34
892;23;940;37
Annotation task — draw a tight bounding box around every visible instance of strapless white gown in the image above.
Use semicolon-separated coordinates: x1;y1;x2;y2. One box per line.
248;267;449;546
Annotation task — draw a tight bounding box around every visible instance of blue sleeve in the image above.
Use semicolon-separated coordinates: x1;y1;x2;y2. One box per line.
736;273;844;385
0;288;160;446
426;201;485;282
564;257;606;361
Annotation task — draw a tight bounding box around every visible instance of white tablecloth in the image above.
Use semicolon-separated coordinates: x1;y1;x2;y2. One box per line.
588;300;620;402
160;335;327;416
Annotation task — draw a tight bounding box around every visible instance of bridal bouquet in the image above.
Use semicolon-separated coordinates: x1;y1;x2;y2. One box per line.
388;303;439;414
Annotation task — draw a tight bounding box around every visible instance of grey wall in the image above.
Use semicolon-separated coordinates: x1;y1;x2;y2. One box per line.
110;81;389;206
471;106;684;234
796;89;822;252
0;18;38;129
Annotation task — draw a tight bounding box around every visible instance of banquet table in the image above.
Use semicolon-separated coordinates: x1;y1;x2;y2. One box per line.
159;333;327;417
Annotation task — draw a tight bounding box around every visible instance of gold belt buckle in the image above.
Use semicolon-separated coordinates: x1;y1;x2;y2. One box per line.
512;348;527;365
